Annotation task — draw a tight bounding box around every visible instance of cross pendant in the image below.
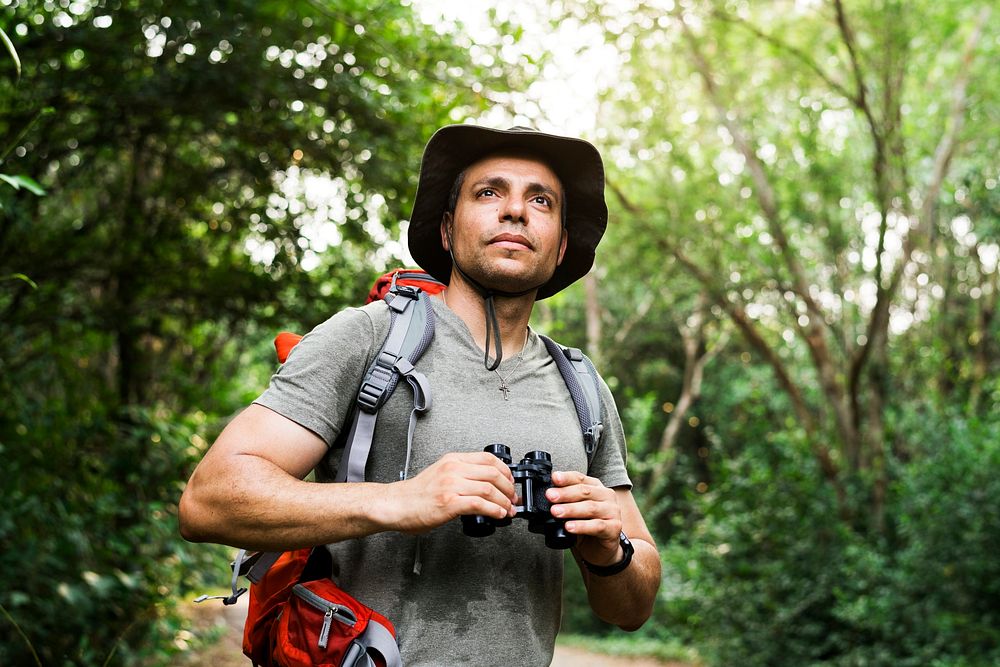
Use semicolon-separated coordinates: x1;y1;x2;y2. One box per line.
498;380;510;401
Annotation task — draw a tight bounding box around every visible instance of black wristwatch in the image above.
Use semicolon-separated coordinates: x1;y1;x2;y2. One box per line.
582;532;634;576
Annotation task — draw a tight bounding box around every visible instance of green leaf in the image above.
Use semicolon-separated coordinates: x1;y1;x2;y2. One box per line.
3;273;38;288
0;26;21;80
0;174;45;196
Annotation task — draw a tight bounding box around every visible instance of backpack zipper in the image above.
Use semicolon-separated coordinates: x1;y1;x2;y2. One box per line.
319;609;333;650
291;584;357;649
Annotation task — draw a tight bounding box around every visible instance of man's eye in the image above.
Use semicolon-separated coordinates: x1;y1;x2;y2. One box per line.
533;195;551;206
477;188;496;197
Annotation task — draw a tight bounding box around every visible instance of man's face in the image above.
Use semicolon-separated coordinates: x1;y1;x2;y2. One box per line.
441;153;568;294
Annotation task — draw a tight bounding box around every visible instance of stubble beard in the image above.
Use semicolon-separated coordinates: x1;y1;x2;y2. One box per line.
458;239;557;295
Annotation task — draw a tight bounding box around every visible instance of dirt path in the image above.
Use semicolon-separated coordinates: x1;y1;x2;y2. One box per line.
551;645;688;667
180;596;685;667
178;596;247;667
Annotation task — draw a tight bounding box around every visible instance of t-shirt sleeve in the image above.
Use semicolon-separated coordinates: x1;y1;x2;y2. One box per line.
587;375;633;490
253;306;379;446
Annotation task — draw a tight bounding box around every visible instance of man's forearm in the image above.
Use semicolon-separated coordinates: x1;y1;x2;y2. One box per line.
576;537;661;631
179;446;518;552
179;453;396;551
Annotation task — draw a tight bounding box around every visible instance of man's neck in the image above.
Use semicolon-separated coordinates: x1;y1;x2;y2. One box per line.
437;277;535;357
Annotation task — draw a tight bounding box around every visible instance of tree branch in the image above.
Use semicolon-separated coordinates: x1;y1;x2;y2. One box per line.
608;177;845;506
833;0;892;298
678;13;857;455
714;10;857;104
677;15;824;322
646;294;728;511
849;6;991;394
612;289;656;346
832;0;880;134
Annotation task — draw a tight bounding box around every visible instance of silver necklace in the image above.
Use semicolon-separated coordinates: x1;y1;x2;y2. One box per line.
494;330;529;400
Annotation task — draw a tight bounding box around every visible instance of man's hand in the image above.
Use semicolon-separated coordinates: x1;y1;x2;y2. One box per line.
546;472;660;630
546;471;624;566
379;452;517;534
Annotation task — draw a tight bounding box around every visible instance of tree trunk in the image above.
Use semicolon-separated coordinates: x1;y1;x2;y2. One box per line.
645;294;725;514
584;270;603;368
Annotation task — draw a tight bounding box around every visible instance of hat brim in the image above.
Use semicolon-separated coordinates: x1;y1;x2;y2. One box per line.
407;125;608;300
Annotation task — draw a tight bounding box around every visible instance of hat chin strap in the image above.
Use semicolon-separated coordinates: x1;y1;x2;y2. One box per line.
447;244;542;372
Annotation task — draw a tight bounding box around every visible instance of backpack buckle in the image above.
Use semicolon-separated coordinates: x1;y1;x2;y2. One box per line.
387;285;420;312
357;379;385;413
394;284;419;299
583;422;604;454
357;360;395;413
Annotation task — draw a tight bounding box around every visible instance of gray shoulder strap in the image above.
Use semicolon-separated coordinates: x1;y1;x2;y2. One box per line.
342;619;402;667
539;335;605;464
335;287;435;483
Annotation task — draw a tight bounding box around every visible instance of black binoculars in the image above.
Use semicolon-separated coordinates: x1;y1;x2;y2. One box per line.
461;444;576;550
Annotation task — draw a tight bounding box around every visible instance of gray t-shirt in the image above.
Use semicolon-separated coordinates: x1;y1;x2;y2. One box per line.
255;296;631;666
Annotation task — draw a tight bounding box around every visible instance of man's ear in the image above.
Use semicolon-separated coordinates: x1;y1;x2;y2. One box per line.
556;226;568;266
440;212;453;252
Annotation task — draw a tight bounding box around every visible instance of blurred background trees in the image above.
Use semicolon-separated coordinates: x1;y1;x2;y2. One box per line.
550;1;999;665
1;0;504;663
2;0;998;665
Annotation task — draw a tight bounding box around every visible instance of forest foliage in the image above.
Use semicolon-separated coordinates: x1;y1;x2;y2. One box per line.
2;1;998;665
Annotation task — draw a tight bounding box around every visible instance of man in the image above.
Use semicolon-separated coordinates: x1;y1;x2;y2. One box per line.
179;125;660;665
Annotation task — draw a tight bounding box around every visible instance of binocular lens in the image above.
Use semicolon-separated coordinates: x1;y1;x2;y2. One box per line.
461;515;496;537
544;524;576;550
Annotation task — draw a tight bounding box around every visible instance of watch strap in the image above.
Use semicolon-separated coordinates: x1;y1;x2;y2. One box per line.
582;531;634;576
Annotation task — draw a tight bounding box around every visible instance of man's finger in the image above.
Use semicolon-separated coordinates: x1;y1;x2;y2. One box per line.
455;451;516;483
550;499;611;520
545;482;614;505
445;479;515;514
435;454;516;495
551;470;601;487
563;518;621;539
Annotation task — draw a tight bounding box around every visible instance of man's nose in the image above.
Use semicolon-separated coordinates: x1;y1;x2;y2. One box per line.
500;194;526;224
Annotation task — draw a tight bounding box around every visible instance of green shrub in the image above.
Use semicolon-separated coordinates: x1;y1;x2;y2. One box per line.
0;402;224;665
873;414;1000;665
658;412;1000;666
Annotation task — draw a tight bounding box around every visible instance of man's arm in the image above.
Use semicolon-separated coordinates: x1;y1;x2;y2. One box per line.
548;473;661;630
178;404;517;551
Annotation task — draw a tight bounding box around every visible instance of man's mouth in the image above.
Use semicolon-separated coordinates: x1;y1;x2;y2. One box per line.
490;233;534;250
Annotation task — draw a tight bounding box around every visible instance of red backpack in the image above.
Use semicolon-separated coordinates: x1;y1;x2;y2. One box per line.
240;547;400;667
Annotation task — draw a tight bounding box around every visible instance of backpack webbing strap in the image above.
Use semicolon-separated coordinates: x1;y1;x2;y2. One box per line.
194;548;250;605
335;287;435;483
342;620;402;667
540;336;605;463
246;550;282;584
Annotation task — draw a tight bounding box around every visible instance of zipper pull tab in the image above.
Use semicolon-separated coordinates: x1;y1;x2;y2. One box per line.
319;608;334;650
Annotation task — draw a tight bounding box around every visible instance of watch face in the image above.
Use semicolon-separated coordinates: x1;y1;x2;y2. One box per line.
620;533;634;557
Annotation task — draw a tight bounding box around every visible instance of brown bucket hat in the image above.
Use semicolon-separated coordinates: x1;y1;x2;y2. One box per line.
407;125;608;300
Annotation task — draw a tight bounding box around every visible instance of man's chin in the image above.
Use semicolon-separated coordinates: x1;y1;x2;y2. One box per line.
479;266;554;295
